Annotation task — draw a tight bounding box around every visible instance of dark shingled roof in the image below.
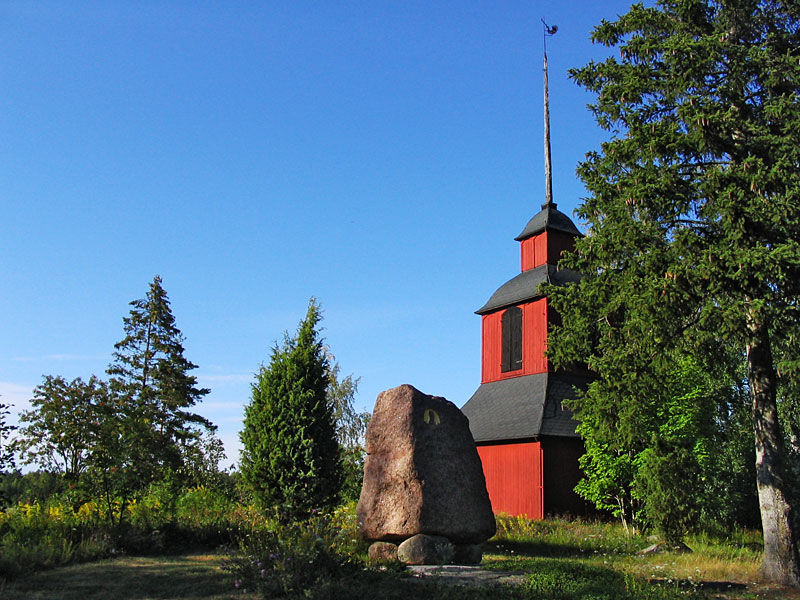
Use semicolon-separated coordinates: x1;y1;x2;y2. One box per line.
476;264;581;315
461;372;590;442
515;202;583;241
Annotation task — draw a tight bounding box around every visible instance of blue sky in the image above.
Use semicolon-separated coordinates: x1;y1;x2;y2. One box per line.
1;1;635;468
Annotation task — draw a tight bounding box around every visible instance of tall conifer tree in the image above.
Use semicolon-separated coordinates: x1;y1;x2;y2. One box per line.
240;299;342;517
107;276;212;483
548;0;800;585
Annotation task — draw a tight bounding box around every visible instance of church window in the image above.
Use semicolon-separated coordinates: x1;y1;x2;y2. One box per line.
501;306;522;372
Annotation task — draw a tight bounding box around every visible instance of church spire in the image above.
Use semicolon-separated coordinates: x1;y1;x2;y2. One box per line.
542;20;558;209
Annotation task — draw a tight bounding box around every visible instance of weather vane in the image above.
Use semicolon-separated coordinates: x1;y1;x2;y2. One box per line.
542;19;558;208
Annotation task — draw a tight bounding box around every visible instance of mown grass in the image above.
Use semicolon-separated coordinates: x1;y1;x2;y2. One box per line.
3;509;798;600
490;516;765;586
0;554;248;600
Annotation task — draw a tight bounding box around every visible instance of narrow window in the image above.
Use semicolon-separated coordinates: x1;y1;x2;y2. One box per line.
501;306;523;372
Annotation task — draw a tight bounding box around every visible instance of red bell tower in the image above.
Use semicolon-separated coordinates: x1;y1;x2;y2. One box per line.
461;21;591;519
462;201;590;519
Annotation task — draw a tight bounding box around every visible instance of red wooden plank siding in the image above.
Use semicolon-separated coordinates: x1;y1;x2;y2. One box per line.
476;442;543;519
520;233;549;271
523;299;548;374
481;313;501;383
521;231;576;271
481;299;548;383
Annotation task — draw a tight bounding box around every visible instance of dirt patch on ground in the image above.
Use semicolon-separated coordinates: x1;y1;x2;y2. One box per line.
406;565;527;587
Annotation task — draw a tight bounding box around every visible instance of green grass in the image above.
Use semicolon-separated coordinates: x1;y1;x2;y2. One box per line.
0;554;248;600
3;514;798;600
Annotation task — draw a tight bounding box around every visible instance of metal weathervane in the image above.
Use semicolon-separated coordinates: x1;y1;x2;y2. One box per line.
542;19;558;208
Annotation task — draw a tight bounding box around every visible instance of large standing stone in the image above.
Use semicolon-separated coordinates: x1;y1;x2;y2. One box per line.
357;384;496;545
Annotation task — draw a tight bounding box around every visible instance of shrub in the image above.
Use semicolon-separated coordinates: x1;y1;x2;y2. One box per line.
222;508;364;597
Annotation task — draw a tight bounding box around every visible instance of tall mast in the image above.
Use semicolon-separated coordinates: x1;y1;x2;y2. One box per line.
542;20;558;208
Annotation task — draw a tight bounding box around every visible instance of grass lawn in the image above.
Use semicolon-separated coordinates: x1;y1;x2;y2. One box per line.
3;518;800;600
0;554;255;600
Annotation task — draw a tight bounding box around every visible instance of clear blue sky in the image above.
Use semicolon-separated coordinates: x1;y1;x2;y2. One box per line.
1;1;636;468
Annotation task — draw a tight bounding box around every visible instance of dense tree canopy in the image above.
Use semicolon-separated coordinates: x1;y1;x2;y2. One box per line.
548;0;800;586
240;299;342;517
17;376;105;478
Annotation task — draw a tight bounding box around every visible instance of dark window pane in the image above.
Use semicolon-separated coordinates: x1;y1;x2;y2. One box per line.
501;306;523;372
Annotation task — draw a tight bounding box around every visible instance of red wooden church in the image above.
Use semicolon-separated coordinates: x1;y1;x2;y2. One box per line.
461;199;591;519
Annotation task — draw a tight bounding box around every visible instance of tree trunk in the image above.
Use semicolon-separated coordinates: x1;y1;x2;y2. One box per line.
747;308;800;587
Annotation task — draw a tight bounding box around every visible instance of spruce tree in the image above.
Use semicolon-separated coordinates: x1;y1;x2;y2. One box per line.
107;275;212;485
548;0;800;585
240;299;342;517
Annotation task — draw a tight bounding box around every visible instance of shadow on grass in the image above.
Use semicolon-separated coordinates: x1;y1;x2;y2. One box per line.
0;554;238;600
1;552;704;600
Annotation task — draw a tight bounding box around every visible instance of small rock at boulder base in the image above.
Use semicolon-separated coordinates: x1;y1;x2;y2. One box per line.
453;544;483;565
368;541;398;563
357;384;496;545
397;534;455;565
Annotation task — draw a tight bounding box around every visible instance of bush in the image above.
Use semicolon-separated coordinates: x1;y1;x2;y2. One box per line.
0;485;247;581
222;506;365;598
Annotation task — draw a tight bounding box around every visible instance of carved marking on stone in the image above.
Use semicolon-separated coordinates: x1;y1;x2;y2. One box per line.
424;409;441;426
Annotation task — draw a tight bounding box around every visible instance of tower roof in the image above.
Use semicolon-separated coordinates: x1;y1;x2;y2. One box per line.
514;201;582;241
461;372;590;442
475;263;581;315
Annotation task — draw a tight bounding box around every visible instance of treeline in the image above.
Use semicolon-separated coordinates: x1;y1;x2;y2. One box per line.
0;279;369;581
1;276;223;516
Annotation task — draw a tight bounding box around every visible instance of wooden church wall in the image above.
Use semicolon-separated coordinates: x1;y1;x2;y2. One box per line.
481;298;548;383
476;441;543;519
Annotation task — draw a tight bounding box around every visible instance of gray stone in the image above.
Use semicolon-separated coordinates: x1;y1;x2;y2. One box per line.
637;541;692;555
453;544;483;565
357;384;496;545
368;541;398;562
397;534;455;565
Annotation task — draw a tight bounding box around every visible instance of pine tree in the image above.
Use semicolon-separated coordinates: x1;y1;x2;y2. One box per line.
548;0;800;585
107;276;212;485
240;299;342;517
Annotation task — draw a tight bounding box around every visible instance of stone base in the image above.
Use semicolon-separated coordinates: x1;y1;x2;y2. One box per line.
368;541;399;562
369;535;484;566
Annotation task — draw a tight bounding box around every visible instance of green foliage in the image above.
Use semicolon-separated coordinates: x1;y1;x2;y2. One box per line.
240;299;342;517
0;398;15;473
0;484;244;581
547;0;800;564
327;362;369;450
17;376;106;479
0;471;66;509
327;361;370;503
222;507;363;598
